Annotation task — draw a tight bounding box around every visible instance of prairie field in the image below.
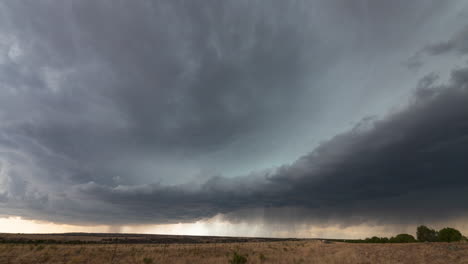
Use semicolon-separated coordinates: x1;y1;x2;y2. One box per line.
0;238;467;264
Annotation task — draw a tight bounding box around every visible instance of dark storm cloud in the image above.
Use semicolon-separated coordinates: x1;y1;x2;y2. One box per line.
0;0;333;221
0;0;342;188
425;25;468;55
0;0;467;226
1;0;323;153
4;65;467;225
85;68;468;225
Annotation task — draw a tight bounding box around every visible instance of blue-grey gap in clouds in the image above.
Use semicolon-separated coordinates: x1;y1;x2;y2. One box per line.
0;0;467;227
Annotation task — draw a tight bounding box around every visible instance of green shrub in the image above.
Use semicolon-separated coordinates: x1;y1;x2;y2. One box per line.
143;257;153;264
36;245;45;251
259;253;266;262
438;227;462;242
417;225;438;242
389;234;416;243
363;236;389;243
229;252;247;264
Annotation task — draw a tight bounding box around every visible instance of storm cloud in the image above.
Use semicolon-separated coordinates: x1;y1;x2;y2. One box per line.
425;25;468;55
22;67;468;226
0;1;467;228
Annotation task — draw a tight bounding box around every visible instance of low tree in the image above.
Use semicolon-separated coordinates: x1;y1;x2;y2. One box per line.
389;234;416;243
380;237;389;243
438;227;463;242
365;236;382;243
417;225;438;242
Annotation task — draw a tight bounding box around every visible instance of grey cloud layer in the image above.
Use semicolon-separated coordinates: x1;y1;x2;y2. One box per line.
2;66;467;225
0;1;467;226
1;0;338;186
78;69;468;224
425;25;468;55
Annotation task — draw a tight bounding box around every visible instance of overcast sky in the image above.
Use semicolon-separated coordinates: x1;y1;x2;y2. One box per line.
0;0;468;237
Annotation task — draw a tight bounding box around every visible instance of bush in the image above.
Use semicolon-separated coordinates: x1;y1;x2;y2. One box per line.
259;253;266;262
364;236;389;243
229;252;247;264
349;225;465;244
389;234;416;243
365;236;379;243
36;245;45;251
143;257;153;264
438;228;462;242
417;225;438;242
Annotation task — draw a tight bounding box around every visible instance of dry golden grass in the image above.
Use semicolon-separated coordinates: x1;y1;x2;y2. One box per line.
0;240;467;264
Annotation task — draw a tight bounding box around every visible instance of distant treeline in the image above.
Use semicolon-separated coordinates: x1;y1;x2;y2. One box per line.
0;236;299;245
339;226;467;243
0;238;98;245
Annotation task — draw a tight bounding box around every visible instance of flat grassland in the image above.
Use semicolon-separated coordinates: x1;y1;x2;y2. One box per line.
0;234;467;264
